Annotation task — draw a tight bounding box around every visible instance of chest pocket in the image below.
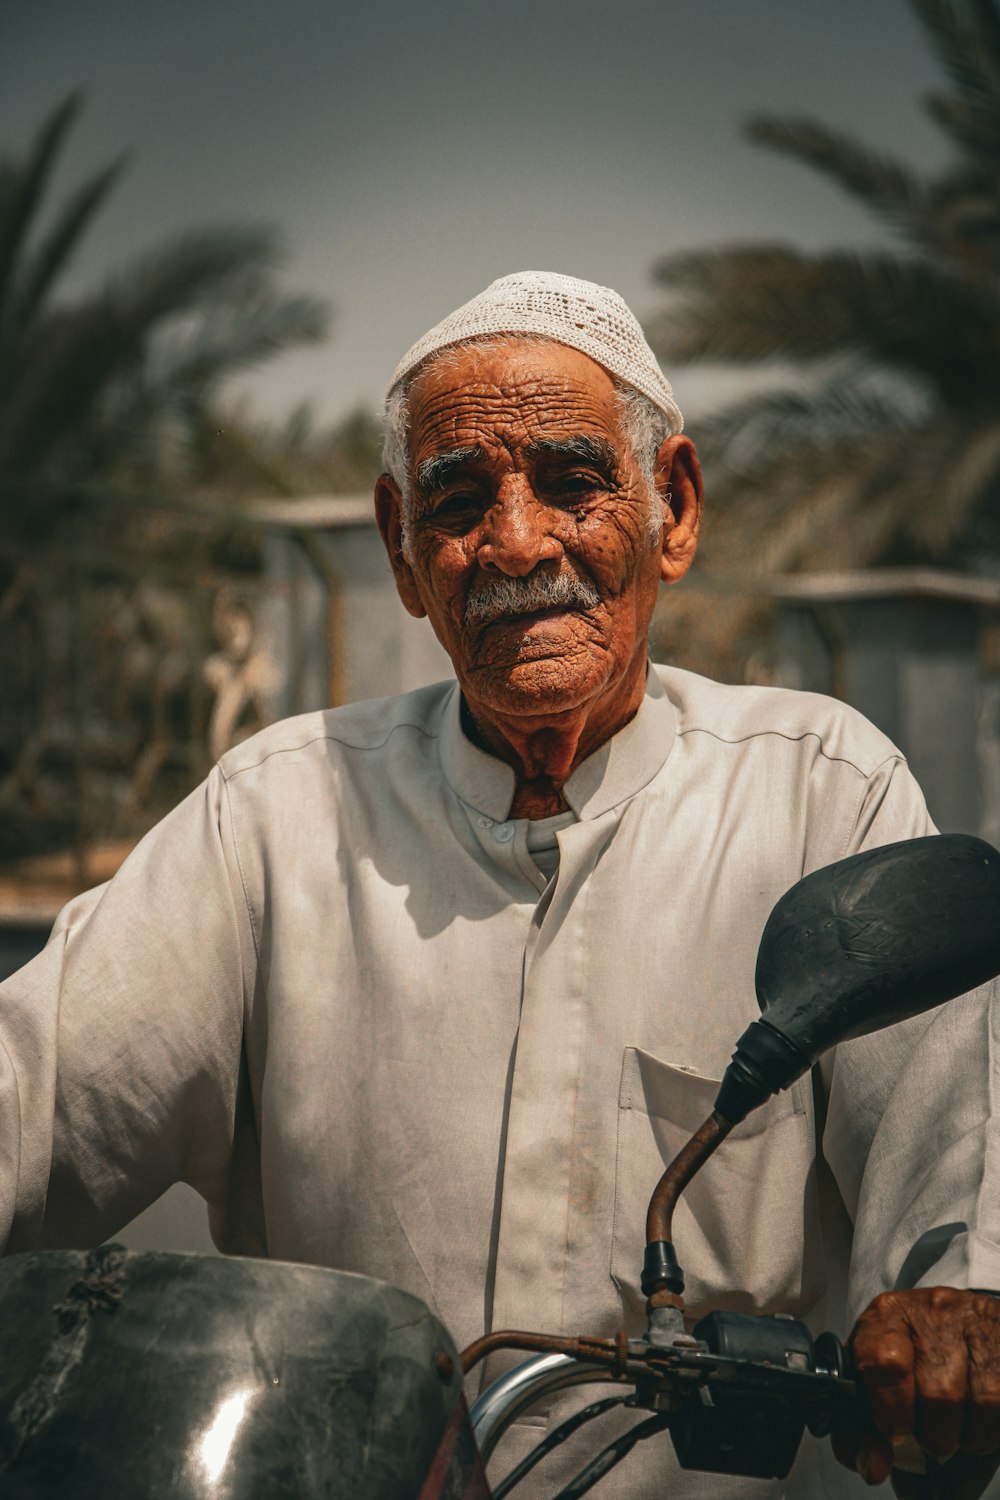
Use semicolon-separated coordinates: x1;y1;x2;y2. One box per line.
611;1047;826;1325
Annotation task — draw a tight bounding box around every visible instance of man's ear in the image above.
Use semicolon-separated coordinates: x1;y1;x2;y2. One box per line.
373;473;427;619
653;435;703;586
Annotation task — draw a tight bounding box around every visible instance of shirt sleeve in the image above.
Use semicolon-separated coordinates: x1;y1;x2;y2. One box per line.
0;765;255;1255
818;754;1000;1320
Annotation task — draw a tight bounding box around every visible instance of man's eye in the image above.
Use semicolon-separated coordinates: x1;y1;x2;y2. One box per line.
552;473;604;501
431;492;481;523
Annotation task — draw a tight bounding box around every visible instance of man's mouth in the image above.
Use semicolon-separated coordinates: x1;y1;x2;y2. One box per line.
486;603;578;627
464;572;600;629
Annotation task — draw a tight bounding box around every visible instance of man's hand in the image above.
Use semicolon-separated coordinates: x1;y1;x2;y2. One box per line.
832;1288;1000;1494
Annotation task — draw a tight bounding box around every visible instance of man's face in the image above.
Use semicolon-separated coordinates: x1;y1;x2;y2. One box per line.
378;340;697;723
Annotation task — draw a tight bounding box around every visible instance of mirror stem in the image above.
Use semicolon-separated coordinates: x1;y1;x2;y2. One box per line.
643;1111;733;1306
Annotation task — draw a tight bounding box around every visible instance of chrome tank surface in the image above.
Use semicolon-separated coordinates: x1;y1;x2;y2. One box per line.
0;1245;475;1498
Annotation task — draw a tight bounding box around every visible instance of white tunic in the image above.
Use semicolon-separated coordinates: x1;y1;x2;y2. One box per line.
2;663;998;1498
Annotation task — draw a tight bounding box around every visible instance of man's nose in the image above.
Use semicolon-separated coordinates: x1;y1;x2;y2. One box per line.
476;476;563;576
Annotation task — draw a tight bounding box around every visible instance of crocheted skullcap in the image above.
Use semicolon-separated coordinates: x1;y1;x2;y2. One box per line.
388;270;683;433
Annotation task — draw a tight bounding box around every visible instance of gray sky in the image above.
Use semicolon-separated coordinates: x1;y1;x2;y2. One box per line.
3;0;947;428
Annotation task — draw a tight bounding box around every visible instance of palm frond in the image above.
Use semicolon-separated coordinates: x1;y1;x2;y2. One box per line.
2;156;127;356
0;92;83;316
654;411;1000;672
694;372;927;473
0;302;138;476
650;247;1000;402
652;242;798;294
696;408;1000;579
925;161;1000;254
924;88;1000;162
646;0;1000;585
0;306;330;485
744;116;933;247
967;0;1000;77
915;0;1000;161
907;417;1000;552
913;0;1000;103
146;286;328;395
109;225;281;329
0;94;336;523
703;444;885;577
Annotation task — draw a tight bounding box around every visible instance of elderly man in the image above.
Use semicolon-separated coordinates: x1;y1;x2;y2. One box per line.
2;271;1000;1499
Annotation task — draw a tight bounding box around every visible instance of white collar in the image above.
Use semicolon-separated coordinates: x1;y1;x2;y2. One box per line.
437;663;677;821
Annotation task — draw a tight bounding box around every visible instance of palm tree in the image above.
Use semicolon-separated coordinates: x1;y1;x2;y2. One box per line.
0;92;328;507
648;0;1000;624
0;94;332;864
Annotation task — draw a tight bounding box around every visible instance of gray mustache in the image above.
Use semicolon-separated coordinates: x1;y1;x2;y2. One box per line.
464;570;601;627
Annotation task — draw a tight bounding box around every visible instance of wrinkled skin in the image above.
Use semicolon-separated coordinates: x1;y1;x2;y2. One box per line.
833;1288;1000;1494
375;338;1000;1486
374;340;702;816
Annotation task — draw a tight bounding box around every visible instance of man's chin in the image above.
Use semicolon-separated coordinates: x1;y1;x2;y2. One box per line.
462;651;606;719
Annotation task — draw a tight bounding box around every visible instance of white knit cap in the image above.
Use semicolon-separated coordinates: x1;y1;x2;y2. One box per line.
387;270;683;433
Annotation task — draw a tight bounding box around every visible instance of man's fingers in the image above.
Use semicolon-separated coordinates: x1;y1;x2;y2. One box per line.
854;1315;917;1442
858;1436;896;1487
963;1317;1000;1455
839;1289;1000;1484
831;1389;867;1472
830;1370;897;1486
912;1329;968;1459
831;1423;895;1487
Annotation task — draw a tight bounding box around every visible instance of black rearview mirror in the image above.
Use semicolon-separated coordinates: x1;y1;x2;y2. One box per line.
645;834;1000;1300
715;834;1000;1124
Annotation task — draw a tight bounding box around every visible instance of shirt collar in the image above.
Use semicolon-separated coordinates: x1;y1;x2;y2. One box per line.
437;663;677;822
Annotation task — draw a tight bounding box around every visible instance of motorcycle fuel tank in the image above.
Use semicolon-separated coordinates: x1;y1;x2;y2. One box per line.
0;1244;491;1499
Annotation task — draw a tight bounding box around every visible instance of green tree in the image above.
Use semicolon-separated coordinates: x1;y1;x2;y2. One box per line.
0;94;333;866
649;0;1000;603
0;92;328;506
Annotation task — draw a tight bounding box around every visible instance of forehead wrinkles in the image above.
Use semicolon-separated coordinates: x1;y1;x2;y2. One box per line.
410;375;619;463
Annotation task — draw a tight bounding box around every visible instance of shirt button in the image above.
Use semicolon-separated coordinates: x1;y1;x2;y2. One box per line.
494;822;514;843
478;817;492;830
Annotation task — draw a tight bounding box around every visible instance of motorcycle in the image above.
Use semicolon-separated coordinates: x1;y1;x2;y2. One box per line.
1;833;999;1498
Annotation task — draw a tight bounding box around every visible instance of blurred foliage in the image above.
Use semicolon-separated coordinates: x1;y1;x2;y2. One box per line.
648;0;1000;678
188;403;384;500
0;94;381;870
0;93;330;508
0;503;214;863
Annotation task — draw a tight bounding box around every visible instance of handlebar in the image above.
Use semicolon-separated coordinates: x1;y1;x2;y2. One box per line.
470;1354;616;1466
463;1310;856;1496
462;838;1000;1497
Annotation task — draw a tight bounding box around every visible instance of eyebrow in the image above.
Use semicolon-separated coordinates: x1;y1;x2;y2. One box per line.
414;434;618;499
415;446;485;497
524;436;618;472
